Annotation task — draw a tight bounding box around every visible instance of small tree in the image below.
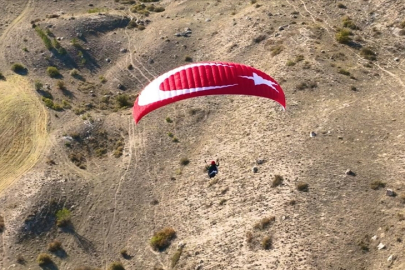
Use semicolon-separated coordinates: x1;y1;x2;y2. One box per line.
47;66;61;78
56;208;71;227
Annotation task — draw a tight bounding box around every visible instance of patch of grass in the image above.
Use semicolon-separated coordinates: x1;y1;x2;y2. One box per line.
0;215;4;232
99;76;107;83
130;4;150;15
37;253;52;265
270;45;284;56
254;216;275;230
71;38;83;49
171;247;183;268
261;235;272;250
108;262;125;270
335;28;352;44
11;63;26;73
296;182;309;192
360;47;376;61
286;60;296;66
180;157;190;166
48;240;62;252
271;175;283;187
338;68;351;76
165;117;173;123
150;227;176;251
370;180;386;190
47;66;61;78
42;98;63;111
35;27;52;50
56;208;71;227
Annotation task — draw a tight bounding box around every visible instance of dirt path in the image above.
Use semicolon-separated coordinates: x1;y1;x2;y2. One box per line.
0;75;48;193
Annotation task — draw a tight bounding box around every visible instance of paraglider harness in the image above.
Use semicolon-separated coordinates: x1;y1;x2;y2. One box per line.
206;160;219;178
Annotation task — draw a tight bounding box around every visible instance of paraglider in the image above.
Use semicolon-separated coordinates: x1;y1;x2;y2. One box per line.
133;61;286;123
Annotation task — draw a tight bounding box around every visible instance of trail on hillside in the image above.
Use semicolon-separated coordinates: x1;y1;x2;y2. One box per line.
0;75;48;193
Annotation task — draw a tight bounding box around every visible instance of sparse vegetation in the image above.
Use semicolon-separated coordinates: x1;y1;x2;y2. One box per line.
47;66;61;78
271;175;283;187
171;246;183;268
11;63;26;73
338;68;351;76
115;94;131;108
48;240;62;252
184;55;193;62
88;7;108;13
370;180;386;190
16;255;25;264
150;227;176;251
165;117;173;123
108;262;125;270
246;231;254;243
56;208;72;227
57;80;66;90
99;76;107;83
342;16;358;30
37;253;53;265
42;98;63;111
253;35;266;43
254;216;275;230
297;182;309;192
34;80;43;91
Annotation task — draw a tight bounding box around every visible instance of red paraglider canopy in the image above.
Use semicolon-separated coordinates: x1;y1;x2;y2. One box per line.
133;62;286;123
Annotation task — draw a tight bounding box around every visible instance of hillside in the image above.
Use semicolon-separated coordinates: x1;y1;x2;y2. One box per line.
0;0;405;269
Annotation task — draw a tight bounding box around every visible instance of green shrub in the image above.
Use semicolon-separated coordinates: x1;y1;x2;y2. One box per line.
11;63;26;73
286;60;295;66
108;262;125;270
171;247;183;268
150;227;176;251
360;47;376;61
57;80;66;90
35;27;52;50
0;215;4;232
34;80;43;91
342;16;358;30
338;68;350;76
37;253;52;265
180;157;190;166
165;117;173;123
47;66;60;78
271;175;283;187
335;28;352;44
48;240;62;252
71;38;83;49
261;236;272;250
297;182;309;192
115;94;131;108
254;216;275;230
56;208;71;227
370;180;385;190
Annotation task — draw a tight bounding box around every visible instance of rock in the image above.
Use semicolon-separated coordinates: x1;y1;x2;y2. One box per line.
120;48;127;53
252;167;258;173
279;26;284;31
205;18;211;22
377;243;385;250
310;131;317;137
388;255;395;262
195;265;202;270
256;159;265;165
345;169;356;176
394;57;399;62
105;58;111;63
371;235;378;241
178;242;186;249
386;189;396;197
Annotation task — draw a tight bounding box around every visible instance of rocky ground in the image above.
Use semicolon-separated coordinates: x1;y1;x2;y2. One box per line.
0;0;405;269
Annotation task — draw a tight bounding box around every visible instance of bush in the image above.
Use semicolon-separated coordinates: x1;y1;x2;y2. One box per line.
42;98;63;111
34;80;43;91
254;216;275;230
261;236;272;250
47;66;60;78
180;157;190;166
11;63;26;73
342;16;358;30
335;29;351;44
271;175;283;187
16;255;25;264
35;27;52;50
116;94;131;108
150;227;176;251
360;47;376;61
338;69;351;76
57;80;66;90
270;45;284;56
56;208;71;227
370;180;385;190
48;240;62;252
37;253;52;265
337;3;346;8
0;215;4;232
108;262;125;270
171;247;183;268
296;182;309;192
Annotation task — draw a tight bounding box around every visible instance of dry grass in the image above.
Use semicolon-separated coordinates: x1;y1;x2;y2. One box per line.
271;175;283;187
48;240;62;252
37;253;53;265
261;235;272;250
254;216;275;230
370;180;385;190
